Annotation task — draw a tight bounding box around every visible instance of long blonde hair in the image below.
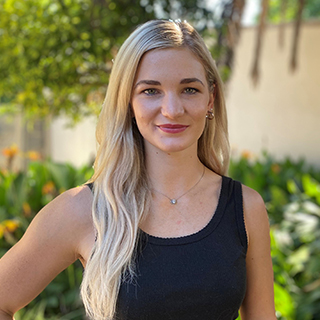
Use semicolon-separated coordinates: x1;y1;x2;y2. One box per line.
80;19;229;320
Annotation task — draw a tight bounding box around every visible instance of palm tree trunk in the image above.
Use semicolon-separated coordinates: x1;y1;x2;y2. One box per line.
215;0;246;81
290;0;306;71
251;0;269;85
279;0;288;48
227;0;246;48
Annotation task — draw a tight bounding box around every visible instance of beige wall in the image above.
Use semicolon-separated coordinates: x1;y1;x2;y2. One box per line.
0;115;23;170
227;22;320;166
50;116;97;167
0;114;96;169
0;116;48;171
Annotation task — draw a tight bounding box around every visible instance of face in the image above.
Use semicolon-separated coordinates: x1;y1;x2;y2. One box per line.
131;47;214;155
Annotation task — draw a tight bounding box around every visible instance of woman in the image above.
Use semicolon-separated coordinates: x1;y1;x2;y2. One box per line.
0;20;276;320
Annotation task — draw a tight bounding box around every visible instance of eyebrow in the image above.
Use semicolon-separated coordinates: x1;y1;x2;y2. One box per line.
180;78;205;87
134;80;161;89
134;78;205;89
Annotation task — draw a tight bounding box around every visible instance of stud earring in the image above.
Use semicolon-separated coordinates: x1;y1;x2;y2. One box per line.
206;109;214;120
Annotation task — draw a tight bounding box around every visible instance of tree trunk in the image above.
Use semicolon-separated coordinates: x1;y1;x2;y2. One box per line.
290;0;305;71
279;0;288;48
227;0;246;48
251;0;269;85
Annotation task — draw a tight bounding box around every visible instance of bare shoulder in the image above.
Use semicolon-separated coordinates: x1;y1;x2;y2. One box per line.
40;184;94;230
26;184;95;259
240;185;269;245
241;184;266;214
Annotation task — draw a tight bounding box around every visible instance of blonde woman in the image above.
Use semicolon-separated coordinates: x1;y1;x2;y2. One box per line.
0;20;276;320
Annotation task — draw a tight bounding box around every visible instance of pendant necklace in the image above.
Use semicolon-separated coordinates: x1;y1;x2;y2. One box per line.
152;166;205;205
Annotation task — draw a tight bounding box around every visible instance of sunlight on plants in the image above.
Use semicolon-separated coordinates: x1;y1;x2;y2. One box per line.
1;149;319;318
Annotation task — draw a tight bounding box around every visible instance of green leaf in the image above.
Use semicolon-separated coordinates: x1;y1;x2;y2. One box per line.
274;282;295;319
287;179;300;194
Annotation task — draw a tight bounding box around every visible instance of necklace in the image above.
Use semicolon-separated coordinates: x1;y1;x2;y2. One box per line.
152;166;205;205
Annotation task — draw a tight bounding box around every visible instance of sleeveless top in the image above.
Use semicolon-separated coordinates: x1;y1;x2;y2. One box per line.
87;175;247;320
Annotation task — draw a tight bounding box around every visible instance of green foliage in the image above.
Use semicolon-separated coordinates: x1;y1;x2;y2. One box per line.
0;159;93;318
268;0;320;23
279;179;320;320
274;282;295;320
0;0;220;122
229;152;320;320
229;151;320;224
14;299;85;320
0;0;157;121
2;152;320;318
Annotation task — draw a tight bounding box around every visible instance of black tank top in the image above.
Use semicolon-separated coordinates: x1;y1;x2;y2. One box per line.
88;176;247;320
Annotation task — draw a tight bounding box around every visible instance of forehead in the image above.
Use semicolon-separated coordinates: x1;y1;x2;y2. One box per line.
135;47;207;83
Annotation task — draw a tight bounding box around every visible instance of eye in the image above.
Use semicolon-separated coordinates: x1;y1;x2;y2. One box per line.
143;88;158;96
184;87;198;94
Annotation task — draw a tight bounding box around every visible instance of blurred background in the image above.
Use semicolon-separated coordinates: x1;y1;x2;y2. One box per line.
0;0;319;319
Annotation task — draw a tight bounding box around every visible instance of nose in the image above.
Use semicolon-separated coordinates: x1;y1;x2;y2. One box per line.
161;92;184;119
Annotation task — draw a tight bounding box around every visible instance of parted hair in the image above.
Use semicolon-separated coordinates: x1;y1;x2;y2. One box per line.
80;19;229;320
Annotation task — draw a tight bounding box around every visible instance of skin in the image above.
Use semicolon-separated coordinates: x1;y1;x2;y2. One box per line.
131;48;213;156
0;48;276;319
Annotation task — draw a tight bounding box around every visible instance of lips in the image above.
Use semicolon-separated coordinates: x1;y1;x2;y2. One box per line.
157;124;189;133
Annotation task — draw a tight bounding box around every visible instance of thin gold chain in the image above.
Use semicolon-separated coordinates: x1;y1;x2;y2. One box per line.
151;166;205;205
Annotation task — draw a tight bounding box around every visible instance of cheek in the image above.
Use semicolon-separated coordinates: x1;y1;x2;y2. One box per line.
132;100;158;123
191;107;207;133
134;110;153;126
189;105;208;122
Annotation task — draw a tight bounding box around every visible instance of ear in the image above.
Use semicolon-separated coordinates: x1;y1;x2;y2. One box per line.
207;91;215;111
207;84;217;110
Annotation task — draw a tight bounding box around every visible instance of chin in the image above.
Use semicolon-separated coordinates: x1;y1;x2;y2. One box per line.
146;140;197;155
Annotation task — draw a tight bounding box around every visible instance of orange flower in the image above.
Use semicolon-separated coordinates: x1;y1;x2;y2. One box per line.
271;164;281;174
2;144;19;158
23;202;32;217
42;181;55;195
0;168;8;176
241;150;252;160
27;151;41;161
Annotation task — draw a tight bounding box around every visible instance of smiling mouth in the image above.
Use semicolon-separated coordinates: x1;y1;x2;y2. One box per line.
157;124;189;133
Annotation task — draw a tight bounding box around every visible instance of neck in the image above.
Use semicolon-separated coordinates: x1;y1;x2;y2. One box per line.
145;144;205;195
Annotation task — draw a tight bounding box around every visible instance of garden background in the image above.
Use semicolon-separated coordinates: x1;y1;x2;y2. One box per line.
0;0;320;319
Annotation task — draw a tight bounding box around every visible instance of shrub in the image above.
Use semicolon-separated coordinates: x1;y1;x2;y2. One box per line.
230;152;320;320
0;159;93;319
1;151;319;319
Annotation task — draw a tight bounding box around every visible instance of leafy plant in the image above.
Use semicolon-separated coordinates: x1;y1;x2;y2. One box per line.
1;150;320;319
0;157;93;318
275;177;320;320
229;151;320;320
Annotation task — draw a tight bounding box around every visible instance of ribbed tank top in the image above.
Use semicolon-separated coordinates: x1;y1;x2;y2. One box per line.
87;176;247;320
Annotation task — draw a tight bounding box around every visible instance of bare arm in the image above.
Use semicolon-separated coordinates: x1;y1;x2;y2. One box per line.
0;310;13;320
0;186;94;318
240;185;277;320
